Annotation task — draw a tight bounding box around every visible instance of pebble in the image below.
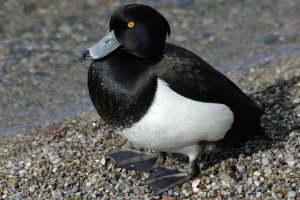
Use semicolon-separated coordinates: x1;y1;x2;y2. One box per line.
29;186;35;193
287;161;295;167
51;158;61;165
261;32;280;44
235;164;246;173
211;182;220;190
285;153;295;162
245;148;252;154
167;189;173;196
287;191;296;198
52;167;58;173
261;158;269;165
253;171;261;177
263;168;272;176
18;170;26;177
100;157;106;166
192;179;201;193
220;172;231;187
199;191;207;198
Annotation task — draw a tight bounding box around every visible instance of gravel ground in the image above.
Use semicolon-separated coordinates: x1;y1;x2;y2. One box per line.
1;0;300;135
0;55;299;199
1;0;300;199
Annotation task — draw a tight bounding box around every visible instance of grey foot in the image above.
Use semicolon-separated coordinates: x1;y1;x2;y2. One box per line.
144;165;199;195
108;149;163;172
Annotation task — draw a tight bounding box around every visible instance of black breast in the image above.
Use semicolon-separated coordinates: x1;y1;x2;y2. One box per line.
88;52;158;129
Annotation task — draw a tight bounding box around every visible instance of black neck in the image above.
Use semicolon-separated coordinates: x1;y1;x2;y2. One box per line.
88;51;161;129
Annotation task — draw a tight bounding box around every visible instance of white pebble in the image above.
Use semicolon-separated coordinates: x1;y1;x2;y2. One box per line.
192;179;201;193
256;192;262;198
29;185;35;193
287;191;296;198
254;180;260;187
100;157;106;165
51;158;61;165
253;171;261;177
85;182;92;187
211;182;220;190
287;161;295;167
264;168;272;176
52;167;58;173
25;162;32;169
261;158;269;165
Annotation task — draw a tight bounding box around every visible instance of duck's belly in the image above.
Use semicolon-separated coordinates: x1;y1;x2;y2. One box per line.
117;79;234;153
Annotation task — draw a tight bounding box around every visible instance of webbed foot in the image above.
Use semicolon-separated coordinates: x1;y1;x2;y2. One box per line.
108;149;163;172
144;161;199;195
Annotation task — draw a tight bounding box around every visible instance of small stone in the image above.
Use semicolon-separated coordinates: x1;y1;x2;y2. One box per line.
202;18;215;26
285;153;295;162
275;192;283;199
77;134;87;143
85;182;92;187
51;158;61;165
254;180;260;187
52;167;58;173
264;168;272;176
256;192;262;198
182;189;189;196
237;186;243;194
261;32;280;44
29;185;35;193
235;164;246;173
287;191;296;198
192;179;202;193
287;161;295;167
167;189;173;196
245;148;251;154
220;172;231;187
25;162;32;169
18;170;26;177
199;191;207;198
211;182;220;190
253;171;261;177
205;184;211;190
261;158;269;165
100;157;106;165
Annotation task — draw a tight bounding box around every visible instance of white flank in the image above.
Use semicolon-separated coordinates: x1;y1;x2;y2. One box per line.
118;79;234;154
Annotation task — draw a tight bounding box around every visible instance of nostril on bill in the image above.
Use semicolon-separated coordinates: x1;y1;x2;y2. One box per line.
82;50;91;60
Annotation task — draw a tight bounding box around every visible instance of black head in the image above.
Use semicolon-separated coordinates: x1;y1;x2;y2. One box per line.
110;4;171;57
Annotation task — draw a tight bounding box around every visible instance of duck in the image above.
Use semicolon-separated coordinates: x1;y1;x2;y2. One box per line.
83;4;265;195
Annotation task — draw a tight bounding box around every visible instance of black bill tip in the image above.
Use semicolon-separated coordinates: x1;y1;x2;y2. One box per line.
82;50;91;60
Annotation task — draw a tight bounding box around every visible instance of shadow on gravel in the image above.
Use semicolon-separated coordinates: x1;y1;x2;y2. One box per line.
196;75;300;170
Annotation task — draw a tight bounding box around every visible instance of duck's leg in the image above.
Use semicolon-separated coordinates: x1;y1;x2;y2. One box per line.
144;145;201;195
108;149;164;172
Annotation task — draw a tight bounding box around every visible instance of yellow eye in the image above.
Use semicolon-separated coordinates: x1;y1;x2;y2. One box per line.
127;21;135;29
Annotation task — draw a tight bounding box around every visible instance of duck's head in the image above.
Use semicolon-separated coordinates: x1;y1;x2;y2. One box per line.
83;4;170;60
